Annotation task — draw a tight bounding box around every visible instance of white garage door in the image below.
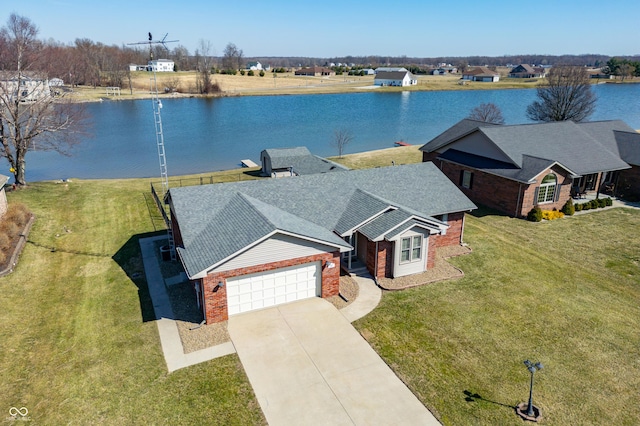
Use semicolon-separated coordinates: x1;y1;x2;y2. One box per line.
226;262;321;315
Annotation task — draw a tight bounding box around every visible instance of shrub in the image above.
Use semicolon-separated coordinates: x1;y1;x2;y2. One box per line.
0;233;10;252
605;197;613;206
561;198;575;216
575;203;583;212
527;207;542;222
240;70;246;76
259;70;265;77
597;198;606;208
542;210;565;220
0;221;19;240
589;199;599;209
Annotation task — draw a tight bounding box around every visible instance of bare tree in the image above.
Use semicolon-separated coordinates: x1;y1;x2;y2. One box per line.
0;14;88;186
195;39;217;94
526;65;596;122
222;42;243;72
468;102;505;124
330;128;353;158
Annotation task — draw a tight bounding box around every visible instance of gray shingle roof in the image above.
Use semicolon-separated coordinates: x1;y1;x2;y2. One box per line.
424;119;632;180
578;120;640;166
171;162;477;277
262;147;349;175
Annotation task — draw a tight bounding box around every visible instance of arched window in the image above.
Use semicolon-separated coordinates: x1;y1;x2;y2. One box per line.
537;173;557;204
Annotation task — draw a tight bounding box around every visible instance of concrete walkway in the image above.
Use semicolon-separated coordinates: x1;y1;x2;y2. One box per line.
140;236;235;373
228;298;441;426
340;273;382;323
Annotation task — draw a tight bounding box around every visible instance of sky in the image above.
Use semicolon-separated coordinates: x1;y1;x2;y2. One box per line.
3;0;640;58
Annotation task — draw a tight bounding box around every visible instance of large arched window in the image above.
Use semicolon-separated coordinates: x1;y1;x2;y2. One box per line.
537;173;557;204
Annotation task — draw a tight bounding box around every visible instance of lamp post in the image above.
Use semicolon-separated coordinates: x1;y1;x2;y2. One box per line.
523;360;543;417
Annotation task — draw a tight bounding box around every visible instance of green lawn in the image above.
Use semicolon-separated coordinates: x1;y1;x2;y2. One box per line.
1;169;638;425
355;207;640;425
0;179;265;425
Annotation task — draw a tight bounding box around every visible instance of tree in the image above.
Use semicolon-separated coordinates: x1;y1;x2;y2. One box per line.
330;128;353;158
0;14;87;186
195;39;216;94
222;43;243;72
468;102;505;124
526;65;595;122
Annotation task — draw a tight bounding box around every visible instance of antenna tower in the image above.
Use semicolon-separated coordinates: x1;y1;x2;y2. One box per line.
129;33;179;259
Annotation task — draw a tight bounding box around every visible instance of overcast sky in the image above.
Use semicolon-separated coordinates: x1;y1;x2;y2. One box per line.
4;0;640;58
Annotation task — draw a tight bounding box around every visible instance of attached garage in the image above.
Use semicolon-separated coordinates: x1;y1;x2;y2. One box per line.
226;262;321;315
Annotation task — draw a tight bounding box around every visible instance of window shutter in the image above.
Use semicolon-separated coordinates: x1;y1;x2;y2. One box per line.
534;187;540;205
469;173;474;190
459;170;464;186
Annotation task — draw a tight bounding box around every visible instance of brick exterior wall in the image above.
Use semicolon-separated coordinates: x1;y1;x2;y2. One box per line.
433;211;465;248
366;239;393;278
200;251;340;324
170;210;183;247
426;235;437;269
426;155;573;217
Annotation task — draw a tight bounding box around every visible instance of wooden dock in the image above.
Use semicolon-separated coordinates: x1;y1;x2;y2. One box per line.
240;159;259;168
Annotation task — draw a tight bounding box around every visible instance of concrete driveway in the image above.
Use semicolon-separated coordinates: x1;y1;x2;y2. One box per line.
228;298;440;425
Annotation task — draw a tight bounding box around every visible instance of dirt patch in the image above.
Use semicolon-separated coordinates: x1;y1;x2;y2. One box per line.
377;244;472;290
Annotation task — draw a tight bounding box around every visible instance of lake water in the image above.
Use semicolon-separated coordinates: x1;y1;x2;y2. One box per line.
23;83;640;181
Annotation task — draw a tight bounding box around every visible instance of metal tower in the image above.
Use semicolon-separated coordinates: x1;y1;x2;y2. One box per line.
129;33;178;259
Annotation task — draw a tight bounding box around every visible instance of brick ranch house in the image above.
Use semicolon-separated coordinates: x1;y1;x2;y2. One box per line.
168;162;476;323
420;119;640;217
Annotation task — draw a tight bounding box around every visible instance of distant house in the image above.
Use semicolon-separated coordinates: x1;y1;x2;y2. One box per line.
509;64;546;78
0;72;50;103
246;61;263;71
374;70;417;87
168;162;476;323
260;147;349;177
361;68;376;75
147;59;174;72
129;64;147;72
420;119;638;217
461;67;500;82
48;78;64;87
294;67;335;77
431;66;457;75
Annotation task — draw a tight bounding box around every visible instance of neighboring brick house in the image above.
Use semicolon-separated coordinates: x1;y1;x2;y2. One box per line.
168;162;476;323
294;67;335;76
420;119;637;217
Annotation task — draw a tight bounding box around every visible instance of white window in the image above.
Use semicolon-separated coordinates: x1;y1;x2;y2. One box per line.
400;235;422;263
461;170;473;189
537;173;557;204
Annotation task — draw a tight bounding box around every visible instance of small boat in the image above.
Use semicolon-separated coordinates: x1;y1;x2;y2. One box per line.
394;141;411;147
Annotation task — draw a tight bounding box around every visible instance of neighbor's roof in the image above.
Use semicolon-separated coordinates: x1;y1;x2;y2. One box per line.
375;71;414;80
170;162;476;277
262;147;349;175
422;119;631;179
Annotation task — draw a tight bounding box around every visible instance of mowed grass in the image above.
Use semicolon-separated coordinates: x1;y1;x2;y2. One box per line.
355;207;640;425
0;178;265;425
1;161;639;424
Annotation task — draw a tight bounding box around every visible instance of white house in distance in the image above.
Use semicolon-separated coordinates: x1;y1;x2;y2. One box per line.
0;72;50;103
147;59;174;72
246;61;263;71
374;70;417;87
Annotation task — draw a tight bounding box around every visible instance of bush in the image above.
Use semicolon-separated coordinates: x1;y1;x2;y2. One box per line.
0;233;10;252
240;70;246;76
247;70;254;76
561;198;575;216
259;70;265;77
542;210;565;220
527;207;543;222
589;199;599;209
575;203;583;212
605;197;613;206
597;198;606;208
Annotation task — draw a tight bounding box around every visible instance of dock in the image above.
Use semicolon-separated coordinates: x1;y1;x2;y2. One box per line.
240;159;259;168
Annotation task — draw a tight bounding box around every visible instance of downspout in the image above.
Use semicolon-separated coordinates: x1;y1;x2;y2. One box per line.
515;183;523;218
374;241;379;281
460;213;467;244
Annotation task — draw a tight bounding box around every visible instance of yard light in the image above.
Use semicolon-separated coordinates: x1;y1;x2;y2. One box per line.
517;360;543;421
